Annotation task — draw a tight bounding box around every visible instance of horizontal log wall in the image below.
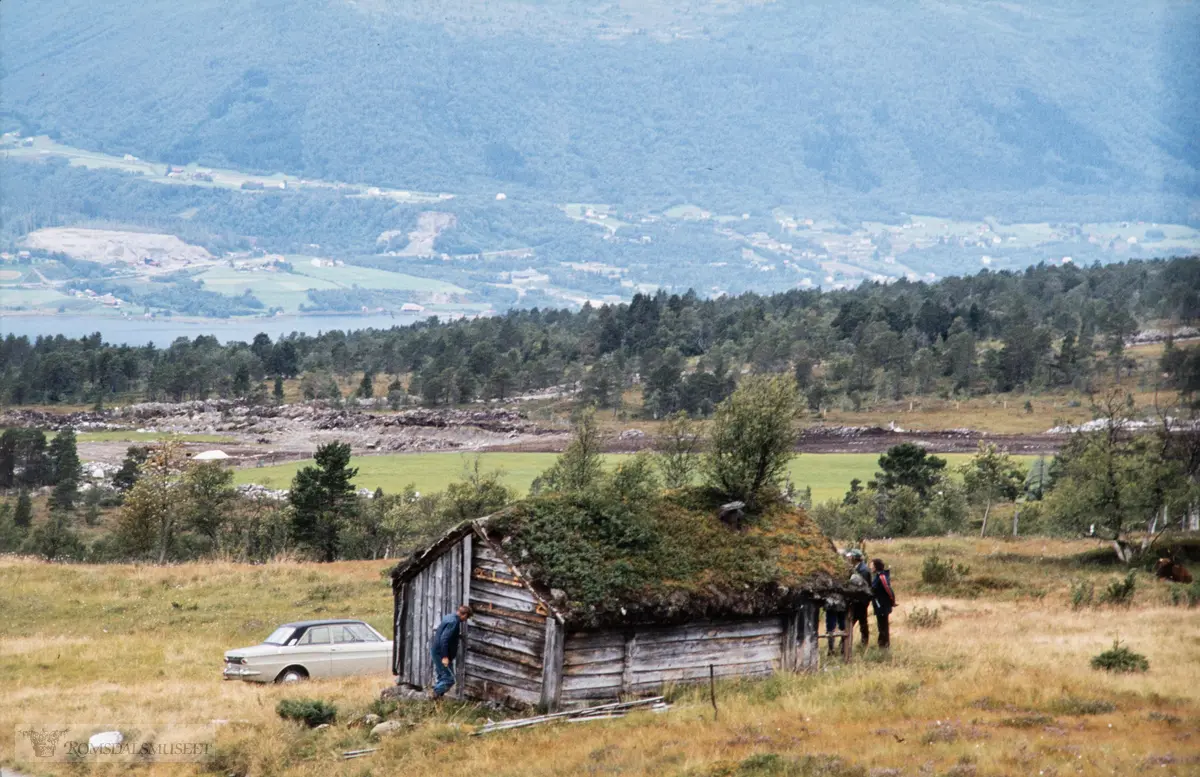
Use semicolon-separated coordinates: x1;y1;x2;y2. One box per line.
560;616;786;704
463;542;547;707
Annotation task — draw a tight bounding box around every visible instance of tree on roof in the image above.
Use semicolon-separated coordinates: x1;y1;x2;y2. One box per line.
702;374;802;512
533;407;605;494
442;456;514;523
655;410;702;489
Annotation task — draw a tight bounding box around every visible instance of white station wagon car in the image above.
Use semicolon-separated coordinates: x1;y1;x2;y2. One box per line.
223;619;393;683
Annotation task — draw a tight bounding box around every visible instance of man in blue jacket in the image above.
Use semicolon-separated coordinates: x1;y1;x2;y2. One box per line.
870;558;896;649
430;605;473;699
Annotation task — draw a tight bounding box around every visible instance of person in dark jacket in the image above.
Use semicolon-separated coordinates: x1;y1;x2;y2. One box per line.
870;558;896;649
846;550;871;649
429;605;473;698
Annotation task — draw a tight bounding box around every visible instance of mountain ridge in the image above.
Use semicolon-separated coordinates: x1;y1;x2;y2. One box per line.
3;1;1196;217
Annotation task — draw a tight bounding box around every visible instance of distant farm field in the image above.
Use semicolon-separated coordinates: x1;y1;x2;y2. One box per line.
0;287;77;311
234;452;1032;502
195;261;469;312
195;267;341;313
290;261;468;295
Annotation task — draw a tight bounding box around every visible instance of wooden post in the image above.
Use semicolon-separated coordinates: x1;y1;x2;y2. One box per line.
394;581;408;681
456;536;471;699
842;620;853;662
461;534;474;606
799;603;819;672
782;613;800;672
709;664;719;721
540;618;565;711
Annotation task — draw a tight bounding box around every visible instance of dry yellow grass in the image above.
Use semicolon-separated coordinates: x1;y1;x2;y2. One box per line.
2;539;1198;777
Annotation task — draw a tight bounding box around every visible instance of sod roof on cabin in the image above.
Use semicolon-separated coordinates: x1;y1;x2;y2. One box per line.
397;488;861;629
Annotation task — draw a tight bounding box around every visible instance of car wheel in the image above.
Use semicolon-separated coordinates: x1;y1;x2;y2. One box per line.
275;667;308;684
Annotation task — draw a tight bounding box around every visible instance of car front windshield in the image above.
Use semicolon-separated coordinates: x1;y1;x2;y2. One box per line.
263;627;295;646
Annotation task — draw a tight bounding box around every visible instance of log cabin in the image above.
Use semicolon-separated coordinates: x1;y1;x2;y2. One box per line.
390;490;863;710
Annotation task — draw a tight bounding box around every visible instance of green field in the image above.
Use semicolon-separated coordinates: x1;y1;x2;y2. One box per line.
290;261;468;294
234;452;1035;502
0;287;76;310
195;261;470;313
195;266;341;313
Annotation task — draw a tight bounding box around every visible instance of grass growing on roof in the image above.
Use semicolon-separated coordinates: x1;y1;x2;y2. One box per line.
487;488;841;627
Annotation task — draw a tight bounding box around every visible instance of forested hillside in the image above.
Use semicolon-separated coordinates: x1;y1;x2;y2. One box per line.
3;257;1198;411
2;1;1196;218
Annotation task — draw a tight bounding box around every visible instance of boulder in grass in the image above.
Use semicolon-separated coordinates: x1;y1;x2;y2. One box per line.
370;720;411;738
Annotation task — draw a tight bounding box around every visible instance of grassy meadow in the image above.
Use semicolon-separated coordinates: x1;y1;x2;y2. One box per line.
2;537;1197;776
233;452;1035;504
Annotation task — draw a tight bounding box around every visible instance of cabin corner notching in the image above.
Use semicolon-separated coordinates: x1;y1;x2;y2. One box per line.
391;522;826;711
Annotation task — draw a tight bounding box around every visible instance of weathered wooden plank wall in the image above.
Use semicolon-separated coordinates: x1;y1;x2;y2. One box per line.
799;603;819;672
396;535;467;690
463;542;547;707
560;616;786;704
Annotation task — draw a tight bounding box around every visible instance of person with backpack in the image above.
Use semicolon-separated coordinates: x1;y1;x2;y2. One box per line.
870;558;896;649
846;549;871;649
823;592;847;656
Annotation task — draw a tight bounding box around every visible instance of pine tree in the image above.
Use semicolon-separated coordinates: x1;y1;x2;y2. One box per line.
28;509;83;561
273;375;285;403
49;429;82;481
289;442;359;562
358;370;374;399
0;501;23;552
47;428;82;511
387;378;406;410
13;490;33;529
874;443;948;498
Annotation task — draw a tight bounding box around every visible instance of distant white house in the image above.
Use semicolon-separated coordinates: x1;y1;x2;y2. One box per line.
401;302;425;313
193;450;231;461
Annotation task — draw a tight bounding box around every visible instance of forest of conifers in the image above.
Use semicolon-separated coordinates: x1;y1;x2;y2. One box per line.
2;256;1199;413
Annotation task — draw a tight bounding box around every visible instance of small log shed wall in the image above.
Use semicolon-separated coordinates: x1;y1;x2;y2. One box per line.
393;524;824;711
